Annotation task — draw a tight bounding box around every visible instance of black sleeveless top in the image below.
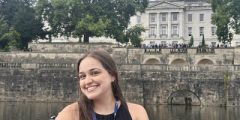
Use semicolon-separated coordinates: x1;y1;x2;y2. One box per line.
95;104;132;120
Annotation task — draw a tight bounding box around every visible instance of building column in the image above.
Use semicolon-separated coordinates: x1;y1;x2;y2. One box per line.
156;13;159;38
179;11;184;42
168;12;171;39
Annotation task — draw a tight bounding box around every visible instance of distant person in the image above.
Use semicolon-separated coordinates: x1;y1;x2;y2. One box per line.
56;49;149;120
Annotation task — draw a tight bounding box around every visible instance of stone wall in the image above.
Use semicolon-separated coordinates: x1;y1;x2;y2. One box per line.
0;63;78;102
28;43;113;53
118;64;240;106
1;62;240;106
0;43;240;106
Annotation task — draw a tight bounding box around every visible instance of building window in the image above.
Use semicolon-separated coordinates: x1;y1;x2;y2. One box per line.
211;27;216;36
211;42;216;47
160;24;168;37
172;25;178;35
160;13;167;22
149;25;157;38
150;41;155;45
150;13;157;23
188;27;192;36
200;27;204;36
161;41;166;45
200;14;204;21
172;12;178;21
137;15;141;24
188;14;192;22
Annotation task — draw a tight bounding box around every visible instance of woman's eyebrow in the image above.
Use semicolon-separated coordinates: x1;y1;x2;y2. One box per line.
89;68;101;71
79;68;101;74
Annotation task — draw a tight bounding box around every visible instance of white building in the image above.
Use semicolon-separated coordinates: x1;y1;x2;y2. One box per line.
130;0;240;47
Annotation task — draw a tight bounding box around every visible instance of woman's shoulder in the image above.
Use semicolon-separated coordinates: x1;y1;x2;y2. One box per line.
126;102;149;120
55;102;79;120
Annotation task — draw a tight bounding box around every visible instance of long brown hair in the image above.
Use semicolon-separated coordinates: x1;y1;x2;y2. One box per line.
77;49;127;120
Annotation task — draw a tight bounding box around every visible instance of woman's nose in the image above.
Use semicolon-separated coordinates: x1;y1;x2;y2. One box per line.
84;75;93;84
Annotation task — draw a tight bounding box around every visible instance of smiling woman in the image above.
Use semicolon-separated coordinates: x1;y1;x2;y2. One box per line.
55;49;149;120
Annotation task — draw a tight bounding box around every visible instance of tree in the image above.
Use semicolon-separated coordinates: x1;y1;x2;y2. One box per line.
75;14;110;43
36;0;73;41
228;0;240;34
36;0;148;43
223;71;230;106
0;15;8;36
210;0;240;44
188;35;194;47
0;28;20;51
126;25;145;47
201;34;205;48
0;16;20;51
0;0;46;49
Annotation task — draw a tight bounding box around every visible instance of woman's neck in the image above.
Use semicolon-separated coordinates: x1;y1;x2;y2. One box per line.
93;95;116;115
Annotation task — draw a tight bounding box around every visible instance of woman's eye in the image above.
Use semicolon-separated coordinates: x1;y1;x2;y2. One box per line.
91;71;100;76
79;75;86;80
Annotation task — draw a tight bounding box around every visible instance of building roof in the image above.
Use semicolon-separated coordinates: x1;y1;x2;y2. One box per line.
148;0;211;10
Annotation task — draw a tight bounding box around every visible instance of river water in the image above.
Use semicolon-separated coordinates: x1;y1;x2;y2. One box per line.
0;102;240;120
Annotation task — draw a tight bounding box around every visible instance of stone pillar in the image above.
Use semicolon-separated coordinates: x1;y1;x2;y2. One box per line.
179;11;184;41
168;12;171;39
156;13;159;38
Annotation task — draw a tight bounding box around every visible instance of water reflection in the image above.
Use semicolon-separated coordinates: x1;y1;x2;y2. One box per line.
145;105;240;120
0;102;67;120
1;102;240;120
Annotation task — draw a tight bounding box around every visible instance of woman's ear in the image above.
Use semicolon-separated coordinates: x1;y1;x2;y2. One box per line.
111;76;116;82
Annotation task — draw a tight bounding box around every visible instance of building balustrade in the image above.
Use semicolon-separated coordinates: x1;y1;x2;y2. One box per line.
148;34;156;38
39;63;74;68
0;63;22;68
196;48;215;54
144;48;161;54
142;47;217;54
170;48;187;54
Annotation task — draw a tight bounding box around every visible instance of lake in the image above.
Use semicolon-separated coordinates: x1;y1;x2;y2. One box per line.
0;102;240;120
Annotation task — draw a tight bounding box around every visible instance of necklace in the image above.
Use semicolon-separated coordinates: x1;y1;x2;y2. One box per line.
92;100;119;120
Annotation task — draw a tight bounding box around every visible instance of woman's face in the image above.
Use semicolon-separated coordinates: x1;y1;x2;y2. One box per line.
78;57;115;100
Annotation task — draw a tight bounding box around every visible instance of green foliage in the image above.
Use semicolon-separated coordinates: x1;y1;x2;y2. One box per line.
0;15;8;36
224;71;229;84
0;0;46;49
210;0;240;44
223;71;230;105
36;0;148;43
76;14;110;43
39;0;72;38
126;25;145;47
0;16;20;51
228;0;240;34
188;35;194;47
0;27;20;51
201;34;206;48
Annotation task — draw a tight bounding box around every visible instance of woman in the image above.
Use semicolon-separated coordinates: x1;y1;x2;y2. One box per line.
56;49;149;120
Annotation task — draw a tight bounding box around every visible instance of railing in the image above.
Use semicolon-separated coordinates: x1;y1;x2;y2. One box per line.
118;64;239;72
0;62;75;69
196;48;215;54
39;63;74;68
141;64;200;71
1;62;239;72
0;63;22;68
144;48;161;54
170;48;187;54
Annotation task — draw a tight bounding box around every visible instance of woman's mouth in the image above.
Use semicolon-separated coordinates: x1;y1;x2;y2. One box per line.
86;85;99;92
